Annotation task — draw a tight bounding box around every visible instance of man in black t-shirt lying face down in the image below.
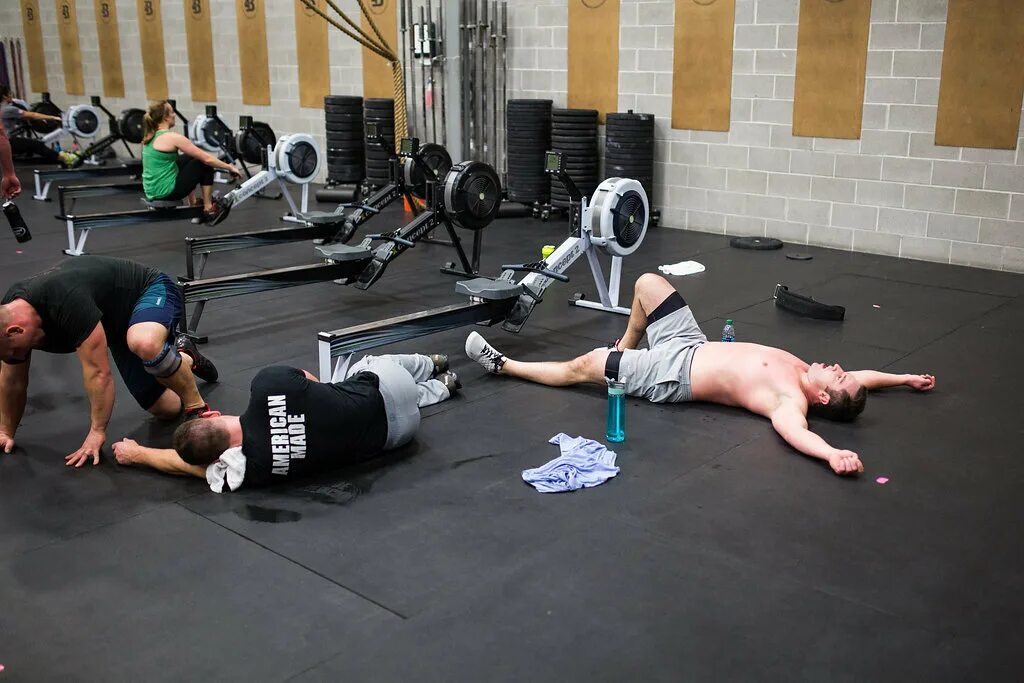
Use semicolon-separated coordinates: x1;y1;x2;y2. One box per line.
110;354;461;491
0;256;219;467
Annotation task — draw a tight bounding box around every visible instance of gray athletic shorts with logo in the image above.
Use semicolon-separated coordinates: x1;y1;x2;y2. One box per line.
605;292;707;403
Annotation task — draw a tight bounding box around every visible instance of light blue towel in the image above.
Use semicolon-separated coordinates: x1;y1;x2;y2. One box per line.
521;433;620;493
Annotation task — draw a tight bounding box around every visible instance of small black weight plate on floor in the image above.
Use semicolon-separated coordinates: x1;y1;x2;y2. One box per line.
786;252;813;260
730;236;784;250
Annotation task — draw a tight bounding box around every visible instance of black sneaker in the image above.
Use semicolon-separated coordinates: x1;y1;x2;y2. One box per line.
183;402;212;421
437;370;462;394
176;334;219;383
429;354;449;377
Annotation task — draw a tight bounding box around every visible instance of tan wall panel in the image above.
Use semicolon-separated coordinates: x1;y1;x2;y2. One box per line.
184;0;217;102
235;0;271;105
360;0;398;100
137;0;169;101
55;0;85;95
568;0;620;124
20;0;49;93
94;0;125;98
671;0;735;132
295;0;330;108
792;0;871;140
936;0;1024;149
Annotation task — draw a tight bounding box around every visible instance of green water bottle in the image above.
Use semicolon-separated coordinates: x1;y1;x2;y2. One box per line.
606;380;626;443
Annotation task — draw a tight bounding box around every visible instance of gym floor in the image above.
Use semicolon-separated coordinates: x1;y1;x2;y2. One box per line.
1;167;1021;681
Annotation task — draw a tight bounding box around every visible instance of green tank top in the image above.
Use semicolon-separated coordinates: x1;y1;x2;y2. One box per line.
142;130;179;200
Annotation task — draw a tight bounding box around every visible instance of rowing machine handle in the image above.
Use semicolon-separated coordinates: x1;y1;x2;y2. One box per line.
500;263;570;283
367;233;415;247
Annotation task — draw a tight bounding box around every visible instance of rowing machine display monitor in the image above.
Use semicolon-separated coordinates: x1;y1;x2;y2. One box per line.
399;137;419;157
544;151;564;174
366;122;380;141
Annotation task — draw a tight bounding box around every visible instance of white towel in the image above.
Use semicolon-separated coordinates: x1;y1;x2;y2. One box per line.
658;260;705;276
206;447;247;493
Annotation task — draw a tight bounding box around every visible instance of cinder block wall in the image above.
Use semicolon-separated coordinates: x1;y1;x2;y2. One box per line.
0;0;364;177
507;0;1024;273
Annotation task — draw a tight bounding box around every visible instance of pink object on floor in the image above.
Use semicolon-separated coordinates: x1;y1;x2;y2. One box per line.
15;250;22;254
872;304;881;308
876;477;889;484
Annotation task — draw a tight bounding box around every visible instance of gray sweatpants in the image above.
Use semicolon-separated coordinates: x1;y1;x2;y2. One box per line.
345;354;450;449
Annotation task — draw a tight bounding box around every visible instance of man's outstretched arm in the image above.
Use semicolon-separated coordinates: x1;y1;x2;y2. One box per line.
111;438;206;479
770;404;864;475
850;370;935;391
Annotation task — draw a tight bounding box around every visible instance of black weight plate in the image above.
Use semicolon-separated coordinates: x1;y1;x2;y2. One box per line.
325;95;363;105
786;252;813;260
508;99;553;107
325;104;363;114
552;108;598;118
325;113;364;124
119;108;147;145
605;141;655;152
325;127;363;137
730;236;784;250
606;119;655;129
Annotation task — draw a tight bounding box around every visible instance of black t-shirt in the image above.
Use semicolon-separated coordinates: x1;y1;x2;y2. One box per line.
1;256;161;353
239;366;389;487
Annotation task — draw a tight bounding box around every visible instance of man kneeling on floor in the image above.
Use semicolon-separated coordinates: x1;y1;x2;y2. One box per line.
466;273;936;476
0;256;218;466
111;354;461;492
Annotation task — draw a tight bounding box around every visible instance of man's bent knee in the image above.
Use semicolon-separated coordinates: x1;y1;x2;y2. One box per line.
634;273;678;314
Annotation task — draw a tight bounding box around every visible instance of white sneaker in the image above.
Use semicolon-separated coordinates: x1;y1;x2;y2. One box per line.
465;331;506;374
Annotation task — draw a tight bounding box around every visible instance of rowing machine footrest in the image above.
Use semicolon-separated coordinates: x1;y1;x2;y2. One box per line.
300;210;345;226
455;278;523;301
142;198;180;209
316;244;373;262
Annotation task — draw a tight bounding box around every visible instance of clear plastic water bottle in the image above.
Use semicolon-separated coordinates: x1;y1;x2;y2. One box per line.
3;200;31;243
721;319;735;342
606;380;626;443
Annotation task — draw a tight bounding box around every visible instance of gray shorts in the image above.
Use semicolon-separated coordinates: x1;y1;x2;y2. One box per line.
611;294;707;403
346;356;421;450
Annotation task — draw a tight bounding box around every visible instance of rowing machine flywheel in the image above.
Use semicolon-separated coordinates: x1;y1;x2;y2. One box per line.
235;121;276;166
119;108;146;145
29;98;62;134
443;161;502;231
276;133;322;184
401;142;453;199
63;104;101;139
589;177;649;257
190;115;233;154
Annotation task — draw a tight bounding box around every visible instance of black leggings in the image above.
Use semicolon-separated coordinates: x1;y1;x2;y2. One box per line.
10;137;60;164
156;156;215;201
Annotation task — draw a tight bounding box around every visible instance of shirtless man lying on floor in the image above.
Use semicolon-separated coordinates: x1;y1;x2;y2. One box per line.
466;273;935;476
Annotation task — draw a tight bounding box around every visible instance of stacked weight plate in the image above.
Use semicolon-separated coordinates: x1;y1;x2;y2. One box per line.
605;111;655;206
364;98;396;187
550;108;599;209
505;99;552;204
324;95;364;185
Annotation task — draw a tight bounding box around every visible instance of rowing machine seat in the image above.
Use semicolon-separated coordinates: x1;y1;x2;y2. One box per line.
300;210;345;226
316;244;373;262
455;278;523;300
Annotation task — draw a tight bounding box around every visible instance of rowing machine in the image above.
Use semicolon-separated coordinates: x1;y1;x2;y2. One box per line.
207;132;321;225
181;133;453;280
178;150;502;340
315;153;649;379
